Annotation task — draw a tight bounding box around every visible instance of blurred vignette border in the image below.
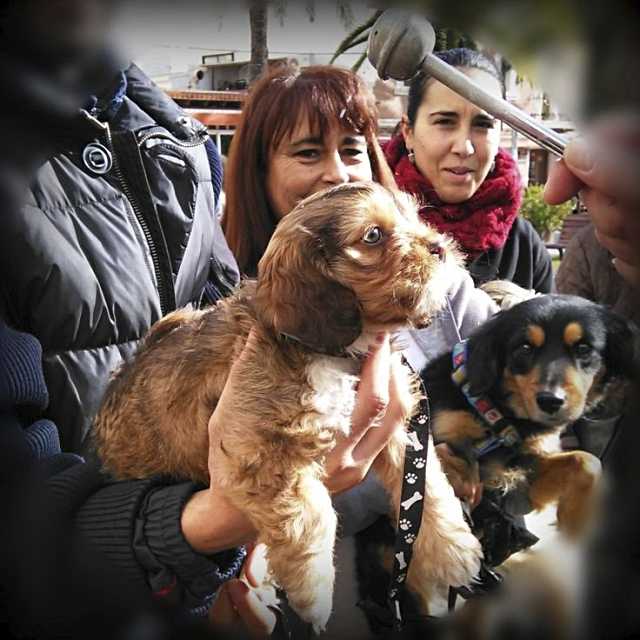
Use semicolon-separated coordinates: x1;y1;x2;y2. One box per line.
1;1;638;639
374;0;640;119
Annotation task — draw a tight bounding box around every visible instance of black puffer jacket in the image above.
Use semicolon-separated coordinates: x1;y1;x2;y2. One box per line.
0;64;239;453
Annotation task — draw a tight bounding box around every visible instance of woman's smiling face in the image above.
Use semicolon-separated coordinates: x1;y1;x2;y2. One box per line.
403;68;502;204
266;115;373;220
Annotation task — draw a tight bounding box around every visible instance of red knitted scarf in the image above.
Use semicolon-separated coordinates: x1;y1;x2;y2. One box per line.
384;134;523;257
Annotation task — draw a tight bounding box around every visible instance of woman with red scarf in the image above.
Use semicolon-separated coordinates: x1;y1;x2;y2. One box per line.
385;48;553;294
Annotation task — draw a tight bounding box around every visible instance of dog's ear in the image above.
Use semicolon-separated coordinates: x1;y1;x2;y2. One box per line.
603;309;638;379
464;316;503;396
255;228;362;354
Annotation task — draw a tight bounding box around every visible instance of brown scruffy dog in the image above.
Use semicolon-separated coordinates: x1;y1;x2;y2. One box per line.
94;182;482;631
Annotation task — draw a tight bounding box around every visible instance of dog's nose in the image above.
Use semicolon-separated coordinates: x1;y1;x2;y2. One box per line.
535;392;565;415
428;242;445;261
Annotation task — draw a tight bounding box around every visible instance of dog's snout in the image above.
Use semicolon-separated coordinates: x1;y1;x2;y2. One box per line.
535;391;565;415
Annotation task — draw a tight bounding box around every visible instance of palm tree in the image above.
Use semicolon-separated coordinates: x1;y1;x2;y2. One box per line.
246;1;356;84
247;1;268;84
330;11;478;73
329;9;382;72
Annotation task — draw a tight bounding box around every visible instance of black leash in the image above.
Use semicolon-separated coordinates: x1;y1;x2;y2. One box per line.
378;372;503;632
387;387;431;631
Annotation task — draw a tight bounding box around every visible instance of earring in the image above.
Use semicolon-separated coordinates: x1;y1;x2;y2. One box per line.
408;149;416;165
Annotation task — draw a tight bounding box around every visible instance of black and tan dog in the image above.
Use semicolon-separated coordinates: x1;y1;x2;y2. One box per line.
424;294;637;551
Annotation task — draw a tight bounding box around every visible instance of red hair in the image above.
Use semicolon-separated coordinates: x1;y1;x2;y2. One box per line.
223;64;395;275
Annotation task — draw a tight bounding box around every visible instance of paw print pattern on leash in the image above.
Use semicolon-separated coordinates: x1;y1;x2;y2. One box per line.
404;533;416;544
413;457;426;469
404;472;417;484
398;518;411;531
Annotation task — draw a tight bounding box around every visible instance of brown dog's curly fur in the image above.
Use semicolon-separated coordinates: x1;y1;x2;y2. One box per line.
94;182;482;630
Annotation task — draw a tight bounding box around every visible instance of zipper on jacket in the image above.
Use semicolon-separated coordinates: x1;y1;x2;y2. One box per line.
101;121;175;316
209;253;237;298
138;128;208;150
139;127;238;300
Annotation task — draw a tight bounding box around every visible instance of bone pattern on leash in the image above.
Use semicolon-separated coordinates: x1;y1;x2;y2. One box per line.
395;551;407;571
401;490;423;511
406;430;424;451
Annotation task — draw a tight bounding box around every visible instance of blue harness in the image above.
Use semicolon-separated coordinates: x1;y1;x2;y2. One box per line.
451;340;521;458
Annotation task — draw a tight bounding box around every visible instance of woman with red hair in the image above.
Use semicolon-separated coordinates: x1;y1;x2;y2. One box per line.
223;64;396;276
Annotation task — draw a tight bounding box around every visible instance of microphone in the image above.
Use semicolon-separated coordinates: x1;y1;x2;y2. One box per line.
367;9;567;156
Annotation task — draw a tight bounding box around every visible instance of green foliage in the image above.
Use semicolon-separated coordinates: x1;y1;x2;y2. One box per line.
520;183;573;238
433;26;478;52
329;10;382;65
330;11;477;69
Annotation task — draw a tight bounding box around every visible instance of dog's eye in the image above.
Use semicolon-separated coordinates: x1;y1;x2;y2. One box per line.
514;343;533;357
574;343;593;358
362;226;383;245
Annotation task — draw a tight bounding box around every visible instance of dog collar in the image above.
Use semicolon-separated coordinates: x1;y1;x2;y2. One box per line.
451;340;521;458
278;331;350;357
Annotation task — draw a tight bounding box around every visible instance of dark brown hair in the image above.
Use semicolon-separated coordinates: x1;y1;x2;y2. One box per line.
223;64;395;276
407;48;504;127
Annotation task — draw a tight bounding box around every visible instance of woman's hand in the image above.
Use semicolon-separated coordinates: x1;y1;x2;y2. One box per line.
436;443;483;509
544;112;640;287
324;333;408;494
180;487;256;555
209;543;277;639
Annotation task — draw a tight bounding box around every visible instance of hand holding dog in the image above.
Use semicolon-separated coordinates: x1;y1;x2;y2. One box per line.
182;330;402;553
325;332;408;495
209;543;277;639
544;111;640;287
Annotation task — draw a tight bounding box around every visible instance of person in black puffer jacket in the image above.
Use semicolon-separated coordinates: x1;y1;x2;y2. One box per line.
0;60;239;456
0;4;253;638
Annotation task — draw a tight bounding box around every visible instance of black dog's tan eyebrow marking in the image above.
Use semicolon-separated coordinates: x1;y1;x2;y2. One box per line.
527;325;545;348
563;322;584;346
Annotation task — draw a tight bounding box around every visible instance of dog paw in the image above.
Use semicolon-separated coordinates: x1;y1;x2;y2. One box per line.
399;518;411;531
405;472;418;484
413;457;426;469
293;596;332;635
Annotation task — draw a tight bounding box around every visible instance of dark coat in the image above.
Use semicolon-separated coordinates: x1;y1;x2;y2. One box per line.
0;320;245;639
556;223;638;324
0;58;245;638
468;217;554;293
0;63;239;454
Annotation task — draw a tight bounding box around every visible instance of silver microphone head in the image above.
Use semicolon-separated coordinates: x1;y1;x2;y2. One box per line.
367;9;435;82
367;9;567;156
